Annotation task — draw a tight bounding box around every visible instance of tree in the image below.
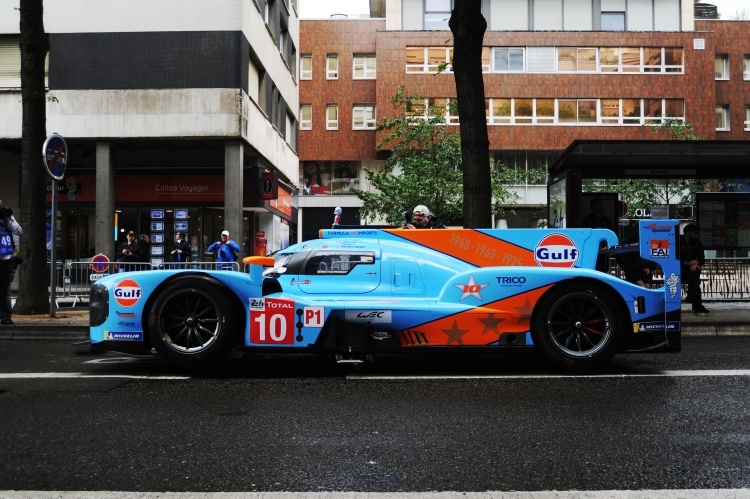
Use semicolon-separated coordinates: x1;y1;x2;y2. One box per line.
449;0;492;228
356;87;539;226
15;0;50;314
357;87;464;225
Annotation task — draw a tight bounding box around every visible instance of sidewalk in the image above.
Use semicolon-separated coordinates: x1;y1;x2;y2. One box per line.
1;302;748;341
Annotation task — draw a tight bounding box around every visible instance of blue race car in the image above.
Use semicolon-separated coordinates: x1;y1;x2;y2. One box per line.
89;220;682;372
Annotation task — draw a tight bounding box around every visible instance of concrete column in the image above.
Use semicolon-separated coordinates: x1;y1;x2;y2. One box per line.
95;142;115;259
224;141;244;257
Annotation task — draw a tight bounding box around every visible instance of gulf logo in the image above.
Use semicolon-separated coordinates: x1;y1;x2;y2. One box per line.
114;278;143;308
534;233;579;268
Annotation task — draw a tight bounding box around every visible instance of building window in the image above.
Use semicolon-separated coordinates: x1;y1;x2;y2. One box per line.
492;48;524;72
744;106;750;131
406;46;453;73
300;54;312;80
558;100;597;123
326;104;338;130
353;54;376;79
300;104;312;130
0;37;49;88
557;48;596;72
716;106;730;131
744;56;749;80
326;54;338;79
715;55;729;80
425;0;451;30
353;105;376;129
601;12;625;31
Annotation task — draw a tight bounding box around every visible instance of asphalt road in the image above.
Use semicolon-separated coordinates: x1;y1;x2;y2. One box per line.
1;337;749;494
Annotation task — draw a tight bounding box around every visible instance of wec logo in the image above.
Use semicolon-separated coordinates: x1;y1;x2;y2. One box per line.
535;234;579;268
114;278;142;308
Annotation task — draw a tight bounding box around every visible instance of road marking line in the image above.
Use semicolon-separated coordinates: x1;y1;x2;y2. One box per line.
0;373;190;380
349;369;750;380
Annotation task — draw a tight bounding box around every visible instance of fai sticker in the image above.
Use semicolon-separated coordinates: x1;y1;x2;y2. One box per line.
114;278;142;308
650;239;669;258
535;233;579;268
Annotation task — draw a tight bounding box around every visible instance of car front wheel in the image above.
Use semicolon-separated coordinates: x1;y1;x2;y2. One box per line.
146;277;238;367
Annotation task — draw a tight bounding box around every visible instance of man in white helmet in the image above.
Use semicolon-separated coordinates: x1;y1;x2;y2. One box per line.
404;205;446;229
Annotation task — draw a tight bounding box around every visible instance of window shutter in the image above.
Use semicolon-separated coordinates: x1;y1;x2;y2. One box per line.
0;39;21;88
527;47;555;73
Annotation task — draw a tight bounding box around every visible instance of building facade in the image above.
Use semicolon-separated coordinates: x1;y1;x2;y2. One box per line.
297;0;750;236
0;0;300;262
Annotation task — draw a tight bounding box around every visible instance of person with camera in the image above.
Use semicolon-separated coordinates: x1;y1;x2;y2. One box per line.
115;231;143;271
0;197;23;325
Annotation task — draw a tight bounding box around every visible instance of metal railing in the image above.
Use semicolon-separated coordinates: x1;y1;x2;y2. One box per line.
46;260;241;308
40;257;750;309
612;257;750;301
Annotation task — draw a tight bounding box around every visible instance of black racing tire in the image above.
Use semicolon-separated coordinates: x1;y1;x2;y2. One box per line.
531;282;624;372
146;276;239;367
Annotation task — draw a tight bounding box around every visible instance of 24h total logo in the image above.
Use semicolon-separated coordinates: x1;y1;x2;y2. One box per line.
534;233;579;268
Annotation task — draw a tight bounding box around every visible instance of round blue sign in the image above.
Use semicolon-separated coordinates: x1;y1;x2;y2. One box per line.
91;254;110;273
43;134;68;181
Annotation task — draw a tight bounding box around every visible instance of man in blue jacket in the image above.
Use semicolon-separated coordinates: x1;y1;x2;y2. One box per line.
207;230;241;270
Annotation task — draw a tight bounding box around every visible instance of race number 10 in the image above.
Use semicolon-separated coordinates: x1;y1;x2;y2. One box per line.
249;298;295;344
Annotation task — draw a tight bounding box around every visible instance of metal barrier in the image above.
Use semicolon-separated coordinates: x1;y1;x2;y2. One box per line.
612;257;750;301
47;260;241;308
45;257;750;308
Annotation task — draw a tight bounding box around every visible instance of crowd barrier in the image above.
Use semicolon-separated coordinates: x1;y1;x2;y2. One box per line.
40;257;750;309
46;260;240;308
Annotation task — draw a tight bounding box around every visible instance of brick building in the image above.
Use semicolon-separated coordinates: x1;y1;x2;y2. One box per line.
297;0;750;238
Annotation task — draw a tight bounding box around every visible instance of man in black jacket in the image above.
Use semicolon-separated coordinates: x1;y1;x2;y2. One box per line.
681;223;709;314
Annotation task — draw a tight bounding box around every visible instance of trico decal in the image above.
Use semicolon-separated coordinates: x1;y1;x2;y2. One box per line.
114;278;142;308
496;276;527;285
647;224;674;233
455;275;489;301
534;234;579;268
115;311;137;319
104;331;144;341
249;298;295;345
345;310;393;323
649;239;670;258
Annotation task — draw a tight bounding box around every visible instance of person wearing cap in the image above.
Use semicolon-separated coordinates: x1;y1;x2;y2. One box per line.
680;223;709;314
404;205;446;229
207;230;241;270
116;231;143;264
170;231;191;265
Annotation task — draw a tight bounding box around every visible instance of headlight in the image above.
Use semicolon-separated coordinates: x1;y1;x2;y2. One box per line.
89;284;110;326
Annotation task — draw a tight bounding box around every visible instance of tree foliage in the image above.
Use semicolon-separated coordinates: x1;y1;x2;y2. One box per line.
355;86;542;226
356;87;463;225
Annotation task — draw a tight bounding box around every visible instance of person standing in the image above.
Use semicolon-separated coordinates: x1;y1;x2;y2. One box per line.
403;205;446;229
681;223;709;314
582;197;612;230
116;231;143;269
207;230;241;270
138;234;151;264
0;197;23;325
170;231;191;265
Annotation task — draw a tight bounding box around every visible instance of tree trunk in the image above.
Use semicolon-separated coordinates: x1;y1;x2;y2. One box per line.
15;0;50;314
449;0;491;228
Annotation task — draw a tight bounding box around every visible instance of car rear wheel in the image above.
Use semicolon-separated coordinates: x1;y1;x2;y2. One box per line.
146;276;238;367
531;282;623;372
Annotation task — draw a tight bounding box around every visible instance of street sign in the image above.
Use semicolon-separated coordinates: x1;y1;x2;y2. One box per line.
91;253;110;273
43;134;68;181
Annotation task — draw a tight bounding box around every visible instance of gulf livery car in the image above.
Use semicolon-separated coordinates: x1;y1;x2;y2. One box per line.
89;220;682;372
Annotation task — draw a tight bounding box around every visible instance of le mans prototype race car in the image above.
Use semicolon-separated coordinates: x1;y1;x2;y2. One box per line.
89;220;682;372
